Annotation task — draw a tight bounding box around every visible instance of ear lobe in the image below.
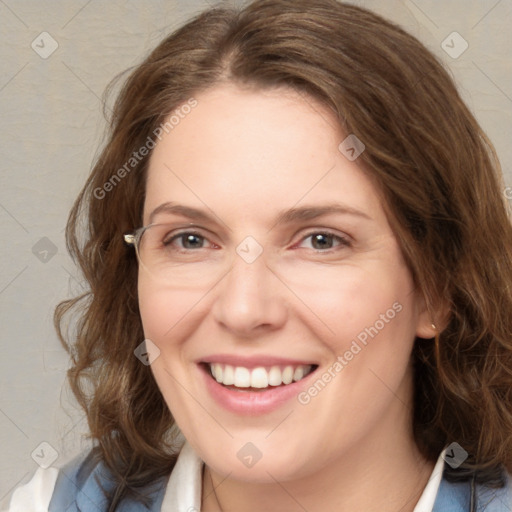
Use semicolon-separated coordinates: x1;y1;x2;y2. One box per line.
415;317;437;339
415;293;451;340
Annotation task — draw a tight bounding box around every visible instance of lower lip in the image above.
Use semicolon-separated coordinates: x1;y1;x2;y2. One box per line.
200;364;317;415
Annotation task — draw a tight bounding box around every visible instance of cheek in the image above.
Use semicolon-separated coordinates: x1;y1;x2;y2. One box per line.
289;259;416;355
138;288;171;340
137;279;204;418
138;285;172;341
294;265;418;449
321;266;418;412
137;276;204;341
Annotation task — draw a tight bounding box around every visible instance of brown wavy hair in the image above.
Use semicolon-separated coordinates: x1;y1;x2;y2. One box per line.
55;0;512;508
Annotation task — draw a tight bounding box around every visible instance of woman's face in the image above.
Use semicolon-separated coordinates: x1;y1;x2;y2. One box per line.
138;83;435;482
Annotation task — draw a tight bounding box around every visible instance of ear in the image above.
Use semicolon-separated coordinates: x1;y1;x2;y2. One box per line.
414;290;450;339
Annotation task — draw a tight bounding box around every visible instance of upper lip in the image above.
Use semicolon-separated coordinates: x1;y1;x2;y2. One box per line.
198;354;318;369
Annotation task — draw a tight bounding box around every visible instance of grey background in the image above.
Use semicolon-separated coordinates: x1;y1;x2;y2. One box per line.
0;0;511;503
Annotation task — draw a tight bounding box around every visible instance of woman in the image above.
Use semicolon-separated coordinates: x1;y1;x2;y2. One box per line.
6;0;512;510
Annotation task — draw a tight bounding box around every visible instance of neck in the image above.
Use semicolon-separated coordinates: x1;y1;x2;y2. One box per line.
202;425;435;512
201;372;435;512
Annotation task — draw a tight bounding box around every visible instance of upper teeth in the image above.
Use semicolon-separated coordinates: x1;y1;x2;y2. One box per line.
208;363;313;388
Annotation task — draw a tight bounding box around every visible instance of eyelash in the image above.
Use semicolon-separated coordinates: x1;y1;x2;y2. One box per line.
164;230;352;253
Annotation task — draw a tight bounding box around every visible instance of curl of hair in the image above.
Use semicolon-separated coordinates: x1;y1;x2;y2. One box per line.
55;0;512;509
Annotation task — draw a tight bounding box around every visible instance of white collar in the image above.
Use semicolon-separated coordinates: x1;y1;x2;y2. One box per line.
413;447;446;512
161;441;446;512
161;441;204;512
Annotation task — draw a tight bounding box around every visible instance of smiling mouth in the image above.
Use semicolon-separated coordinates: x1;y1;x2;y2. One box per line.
201;362;318;391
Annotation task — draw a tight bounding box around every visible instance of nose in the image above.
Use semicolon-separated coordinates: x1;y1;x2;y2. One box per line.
211;249;288;337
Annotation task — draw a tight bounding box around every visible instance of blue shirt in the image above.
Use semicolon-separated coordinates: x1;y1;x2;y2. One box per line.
6;441;512;511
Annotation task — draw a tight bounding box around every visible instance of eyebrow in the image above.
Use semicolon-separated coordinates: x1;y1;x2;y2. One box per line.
148;201;372;227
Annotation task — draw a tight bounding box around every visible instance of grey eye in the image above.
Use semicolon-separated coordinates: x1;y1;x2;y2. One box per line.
309;233;336;250
173;233;206;249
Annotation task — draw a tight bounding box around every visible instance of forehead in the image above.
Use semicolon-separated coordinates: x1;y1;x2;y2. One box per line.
143;83;384;228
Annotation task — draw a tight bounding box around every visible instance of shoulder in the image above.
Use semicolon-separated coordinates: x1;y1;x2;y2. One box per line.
49;448;169;511
2;450;96;512
48;448;109;511
2;465;59;512
434;466;512;511
4;448;169;512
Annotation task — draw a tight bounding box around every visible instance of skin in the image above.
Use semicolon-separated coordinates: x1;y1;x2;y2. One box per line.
138;82;438;512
